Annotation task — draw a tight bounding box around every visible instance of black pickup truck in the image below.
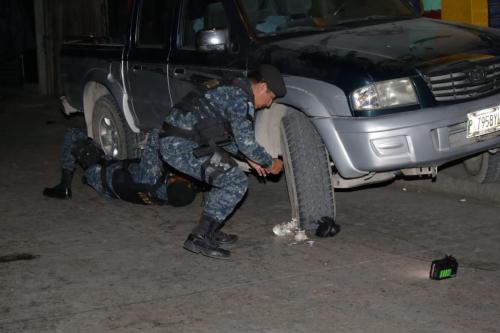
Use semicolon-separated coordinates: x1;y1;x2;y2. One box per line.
61;0;500;229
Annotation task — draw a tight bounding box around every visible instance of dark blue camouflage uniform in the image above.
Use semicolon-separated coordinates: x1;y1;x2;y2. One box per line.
61;128;167;200
160;78;272;223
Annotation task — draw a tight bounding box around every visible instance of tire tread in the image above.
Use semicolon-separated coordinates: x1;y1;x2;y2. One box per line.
281;110;335;229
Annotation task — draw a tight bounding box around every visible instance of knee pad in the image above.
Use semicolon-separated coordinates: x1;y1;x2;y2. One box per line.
72;139;104;170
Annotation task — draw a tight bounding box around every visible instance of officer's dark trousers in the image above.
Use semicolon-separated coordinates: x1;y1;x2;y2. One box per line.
60;128;166;198
160;136;248;223
59;128;106;193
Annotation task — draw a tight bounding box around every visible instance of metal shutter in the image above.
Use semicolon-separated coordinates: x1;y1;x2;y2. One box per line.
489;0;500;28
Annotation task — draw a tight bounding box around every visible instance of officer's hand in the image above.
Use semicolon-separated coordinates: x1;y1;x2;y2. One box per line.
247;159;269;177
266;158;283;175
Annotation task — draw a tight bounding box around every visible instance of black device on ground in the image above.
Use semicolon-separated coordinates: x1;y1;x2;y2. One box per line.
430;255;458;280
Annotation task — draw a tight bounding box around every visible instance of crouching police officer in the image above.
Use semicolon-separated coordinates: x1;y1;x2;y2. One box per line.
160;65;286;259
43;128;197;207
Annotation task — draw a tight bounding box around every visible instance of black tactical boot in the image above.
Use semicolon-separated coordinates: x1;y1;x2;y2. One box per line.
214;229;239;247
43;169;73;199
183;216;230;259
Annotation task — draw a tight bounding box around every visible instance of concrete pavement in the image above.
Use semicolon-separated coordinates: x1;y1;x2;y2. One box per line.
397;164;500;204
1;91;499;333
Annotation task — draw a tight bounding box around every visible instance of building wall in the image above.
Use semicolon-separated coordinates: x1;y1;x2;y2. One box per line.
423;0;442;11
442;0;489;27
34;0;108;95
490;0;500;28
0;0;37;86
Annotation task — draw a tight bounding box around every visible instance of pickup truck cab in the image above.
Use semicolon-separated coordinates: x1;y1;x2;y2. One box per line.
61;0;500;229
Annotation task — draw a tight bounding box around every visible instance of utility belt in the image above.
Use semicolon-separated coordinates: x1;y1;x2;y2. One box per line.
100;160;166;205
161;119;232;158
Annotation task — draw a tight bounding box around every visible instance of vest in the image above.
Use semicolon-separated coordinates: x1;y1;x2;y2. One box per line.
162;76;254;157
102;160;166;205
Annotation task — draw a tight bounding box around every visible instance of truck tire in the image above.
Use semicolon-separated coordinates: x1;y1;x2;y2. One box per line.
280;110;336;230
91;95;139;159
463;151;500;183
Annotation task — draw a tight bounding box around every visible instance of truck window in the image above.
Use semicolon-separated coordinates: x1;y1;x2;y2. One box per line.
136;0;169;47
107;0;132;44
178;0;229;50
238;0;416;36
62;0;132;45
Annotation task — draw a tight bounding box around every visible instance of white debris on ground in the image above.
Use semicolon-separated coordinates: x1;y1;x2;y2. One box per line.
273;218;311;243
294;229;309;242
459;198;467;203
272;218;299;236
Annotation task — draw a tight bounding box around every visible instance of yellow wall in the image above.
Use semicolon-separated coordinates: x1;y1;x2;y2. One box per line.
442;0;488;27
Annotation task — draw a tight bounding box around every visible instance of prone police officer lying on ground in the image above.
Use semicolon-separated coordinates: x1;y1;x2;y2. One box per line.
43;128;197;207
160;64;286;259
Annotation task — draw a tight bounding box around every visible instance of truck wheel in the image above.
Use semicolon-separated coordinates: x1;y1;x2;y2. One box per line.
91;95;139;159
463;151;500;183
280;110;336;230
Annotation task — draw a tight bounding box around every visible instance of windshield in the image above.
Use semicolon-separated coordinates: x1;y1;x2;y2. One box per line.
238;0;417;37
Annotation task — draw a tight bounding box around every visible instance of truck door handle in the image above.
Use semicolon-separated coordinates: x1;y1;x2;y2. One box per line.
150;65;165;74
132;64;165;74
191;74;214;84
174;68;186;76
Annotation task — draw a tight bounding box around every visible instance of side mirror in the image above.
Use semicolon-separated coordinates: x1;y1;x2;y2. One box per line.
196;28;229;52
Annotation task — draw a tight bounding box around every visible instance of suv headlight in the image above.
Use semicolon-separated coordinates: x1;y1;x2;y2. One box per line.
351;78;418;111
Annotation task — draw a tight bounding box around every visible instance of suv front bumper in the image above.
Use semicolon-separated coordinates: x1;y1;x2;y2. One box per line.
313;93;500;178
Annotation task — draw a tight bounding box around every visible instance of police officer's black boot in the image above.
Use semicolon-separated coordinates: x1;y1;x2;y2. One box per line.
183;215;230;259
43;169;73;199
214;227;239;248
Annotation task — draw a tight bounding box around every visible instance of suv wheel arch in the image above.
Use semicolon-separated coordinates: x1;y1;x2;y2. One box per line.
83;81;113;138
254;103;288;157
83;81;141;158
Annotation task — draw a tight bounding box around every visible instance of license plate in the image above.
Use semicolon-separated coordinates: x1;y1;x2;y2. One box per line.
466;106;500;138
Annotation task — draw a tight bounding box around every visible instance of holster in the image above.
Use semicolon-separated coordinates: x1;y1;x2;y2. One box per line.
201;149;238;184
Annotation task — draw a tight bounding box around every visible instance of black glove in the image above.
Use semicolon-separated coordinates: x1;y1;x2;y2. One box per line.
315;217;341;238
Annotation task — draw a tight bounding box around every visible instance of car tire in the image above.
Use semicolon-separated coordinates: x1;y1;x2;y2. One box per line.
91;95;139;159
280;110;336;230
463;151;500;183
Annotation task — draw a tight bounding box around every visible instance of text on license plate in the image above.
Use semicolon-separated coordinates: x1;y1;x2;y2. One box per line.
466;106;500;138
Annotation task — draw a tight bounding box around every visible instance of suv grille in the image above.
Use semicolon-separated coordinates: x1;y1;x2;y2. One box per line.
423;58;500;102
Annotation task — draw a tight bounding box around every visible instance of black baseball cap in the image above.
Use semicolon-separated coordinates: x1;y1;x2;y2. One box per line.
257;65;287;98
